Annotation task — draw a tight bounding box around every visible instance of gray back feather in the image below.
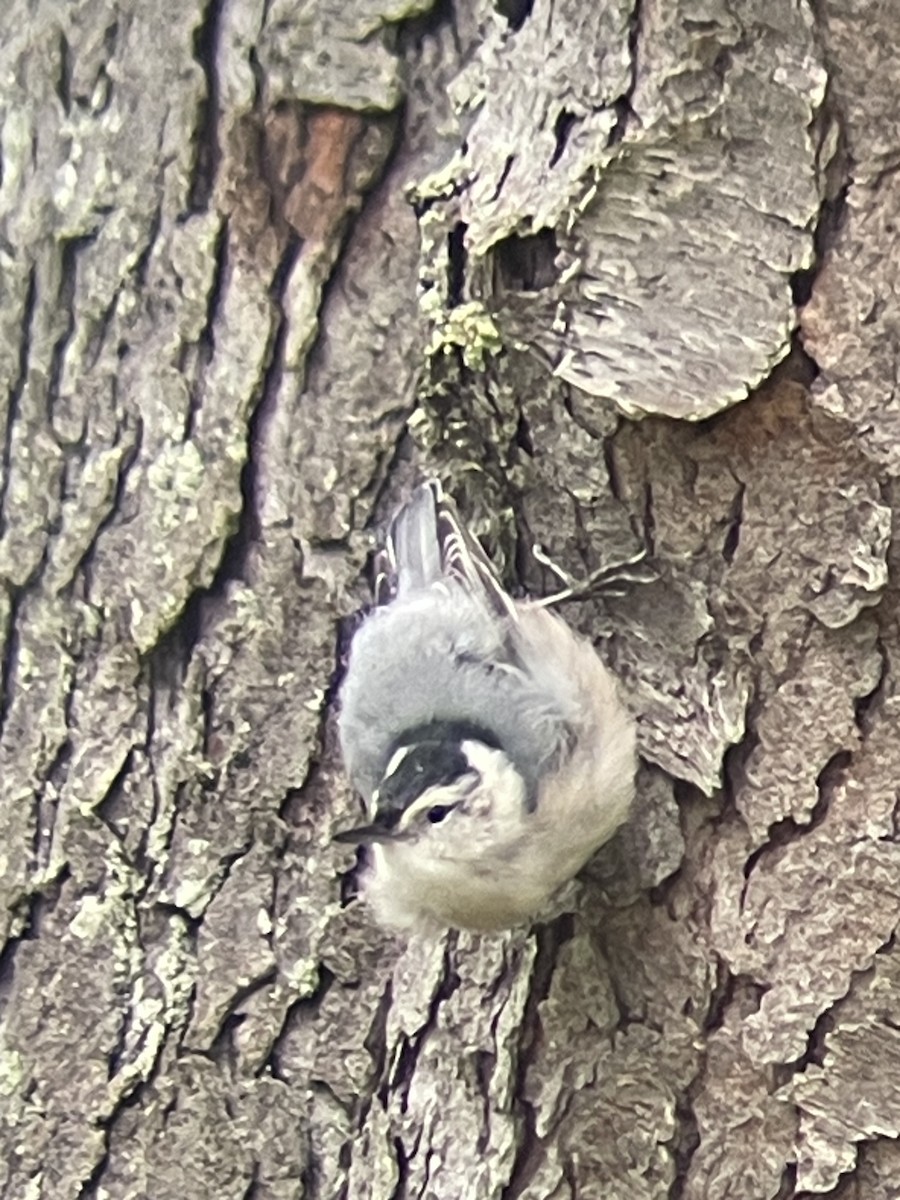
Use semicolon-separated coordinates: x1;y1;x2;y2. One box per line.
342;482;571;802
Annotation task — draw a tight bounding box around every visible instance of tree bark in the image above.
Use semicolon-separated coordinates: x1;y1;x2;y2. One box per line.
1;1;897;1197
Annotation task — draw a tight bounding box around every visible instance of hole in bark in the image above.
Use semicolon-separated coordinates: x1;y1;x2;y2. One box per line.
722;484;745;564
774;1162;798;1199
494;0;533;30
668;1091;702;1194
816;749;852;787
550;109;576;167
447;221;468;306
791;266;816;306
513;412;534;458
56;33;71;113
490;155;515;202
189;0;223;211
642;481;656;553
493;228;559;293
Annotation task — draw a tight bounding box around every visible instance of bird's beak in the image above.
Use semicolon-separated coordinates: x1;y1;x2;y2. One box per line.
333;822;407;845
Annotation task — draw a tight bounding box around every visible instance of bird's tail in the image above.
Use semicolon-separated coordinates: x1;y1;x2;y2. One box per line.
374;479;517;620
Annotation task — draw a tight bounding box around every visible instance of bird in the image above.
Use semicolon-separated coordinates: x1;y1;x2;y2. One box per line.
335;479;637;934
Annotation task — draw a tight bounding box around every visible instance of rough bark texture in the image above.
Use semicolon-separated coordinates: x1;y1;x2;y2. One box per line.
0;1;897;1197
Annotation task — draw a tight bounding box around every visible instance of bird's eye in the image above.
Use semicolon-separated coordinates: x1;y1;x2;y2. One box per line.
426;804;455;824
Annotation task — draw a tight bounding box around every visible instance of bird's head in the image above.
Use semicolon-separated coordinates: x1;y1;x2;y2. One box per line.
334;721;528;856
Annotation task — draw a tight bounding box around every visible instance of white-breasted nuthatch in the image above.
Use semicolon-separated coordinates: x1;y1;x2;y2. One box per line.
335;479;637;933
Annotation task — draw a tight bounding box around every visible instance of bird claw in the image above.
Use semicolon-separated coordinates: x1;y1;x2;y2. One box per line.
529;544;655;607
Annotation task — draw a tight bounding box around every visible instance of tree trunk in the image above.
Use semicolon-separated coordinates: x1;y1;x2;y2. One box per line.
1;1;897;1197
